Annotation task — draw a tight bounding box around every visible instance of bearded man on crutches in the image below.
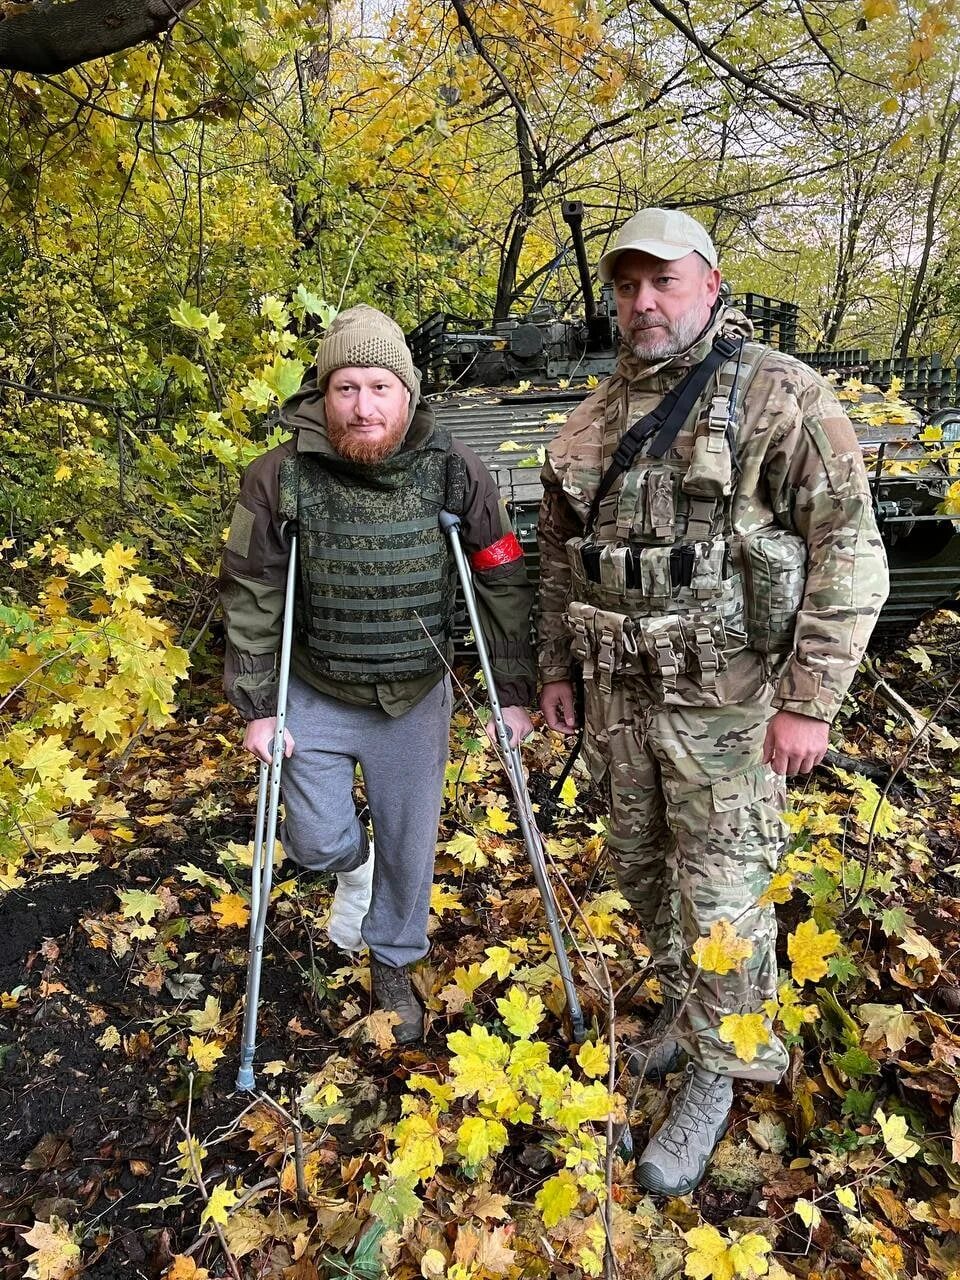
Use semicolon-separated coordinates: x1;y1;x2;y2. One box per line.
220;305;535;1046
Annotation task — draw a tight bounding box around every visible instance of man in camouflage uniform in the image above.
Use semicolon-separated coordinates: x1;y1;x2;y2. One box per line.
221;305;535;1045
537;209;888;1194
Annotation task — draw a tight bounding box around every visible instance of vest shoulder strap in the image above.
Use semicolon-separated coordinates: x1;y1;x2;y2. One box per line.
585;333;741;534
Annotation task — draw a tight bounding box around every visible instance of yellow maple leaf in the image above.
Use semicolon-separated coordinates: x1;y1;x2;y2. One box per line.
684;1223;771;1280
496;985;545;1038
758;871;794;906
189;996;222;1033
485;805;516;834
456;1115;508;1164
788;918;840;985
389;1109;443;1182
552;774;576;809
445;830;488;869
67;548;102;576
683;1224;728;1279
408;1072;455;1109
79;701;125;741
430;883;463;915
863;0;897;19
765;981;819;1035
101;542;138;595
448;1024;511;1098
452;962;488;998
481;945;516;981
876;1108;920;1162
718;1012;770;1064
20;736;73;782
189;1037;225;1072
60;767;95;805
692;920;754;975
22;1216;81;1280
211;893;250;929
201;1180;238;1226
120;573;154;604
535;1170;580;1227
576;1039;609;1079
164;1256;210;1279
728;1233;773;1277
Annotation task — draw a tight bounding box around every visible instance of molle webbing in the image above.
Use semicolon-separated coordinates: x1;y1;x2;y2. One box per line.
281;441;463;682
585;333;741;534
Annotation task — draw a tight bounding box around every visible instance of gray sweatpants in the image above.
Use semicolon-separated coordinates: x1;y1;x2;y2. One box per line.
280;672;451;968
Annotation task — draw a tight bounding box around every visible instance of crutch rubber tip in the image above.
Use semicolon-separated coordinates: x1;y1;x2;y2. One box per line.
236;1066;256;1091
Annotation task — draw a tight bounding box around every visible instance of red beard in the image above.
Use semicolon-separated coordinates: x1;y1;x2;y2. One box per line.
327;412;408;464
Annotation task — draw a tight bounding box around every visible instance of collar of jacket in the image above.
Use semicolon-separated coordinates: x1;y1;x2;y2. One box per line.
278;374;440;460
615;304;755;387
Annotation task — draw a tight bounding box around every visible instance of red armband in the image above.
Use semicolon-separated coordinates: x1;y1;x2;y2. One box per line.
470;532;523;571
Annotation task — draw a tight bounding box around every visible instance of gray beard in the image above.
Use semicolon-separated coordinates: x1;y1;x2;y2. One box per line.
628;303;713;361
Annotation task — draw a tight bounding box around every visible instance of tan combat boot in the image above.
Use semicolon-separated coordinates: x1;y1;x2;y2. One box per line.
624;997;684;1081
370;960;424;1045
635;1063;733;1195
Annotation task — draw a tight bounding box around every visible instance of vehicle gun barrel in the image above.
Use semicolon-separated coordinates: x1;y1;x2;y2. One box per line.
561;199;596;321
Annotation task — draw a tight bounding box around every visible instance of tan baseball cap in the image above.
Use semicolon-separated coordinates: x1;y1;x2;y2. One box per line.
597;207;718;282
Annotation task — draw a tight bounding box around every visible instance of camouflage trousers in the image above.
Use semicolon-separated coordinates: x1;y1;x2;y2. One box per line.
589;678;790;1081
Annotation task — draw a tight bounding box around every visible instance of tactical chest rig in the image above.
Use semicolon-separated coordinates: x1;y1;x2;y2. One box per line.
565;331;808;707
278;430;467;683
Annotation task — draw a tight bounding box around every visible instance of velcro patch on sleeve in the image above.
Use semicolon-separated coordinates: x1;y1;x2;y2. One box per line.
470;532;523;571
226;504;256;559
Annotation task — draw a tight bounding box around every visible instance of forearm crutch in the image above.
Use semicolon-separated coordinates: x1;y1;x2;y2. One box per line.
237;522;298;1091
440;511;586;1043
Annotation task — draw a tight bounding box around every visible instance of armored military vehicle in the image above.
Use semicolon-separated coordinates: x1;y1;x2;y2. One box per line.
409;201;960;633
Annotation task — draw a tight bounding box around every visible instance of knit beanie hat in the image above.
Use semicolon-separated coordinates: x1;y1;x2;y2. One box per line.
316;304;420;396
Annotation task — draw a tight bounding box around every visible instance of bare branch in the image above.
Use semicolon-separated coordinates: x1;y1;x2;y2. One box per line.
447;0;547;169
643;0;815;121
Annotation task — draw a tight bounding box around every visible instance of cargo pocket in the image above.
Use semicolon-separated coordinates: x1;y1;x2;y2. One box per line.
710;762;786;873
580;678;612;784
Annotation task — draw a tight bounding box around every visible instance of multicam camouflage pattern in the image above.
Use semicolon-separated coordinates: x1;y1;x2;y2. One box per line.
538;305;890;719
596;680;789;1080
538;305;889;1080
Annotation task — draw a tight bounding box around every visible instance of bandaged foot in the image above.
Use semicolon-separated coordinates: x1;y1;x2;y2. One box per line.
326;839;374;952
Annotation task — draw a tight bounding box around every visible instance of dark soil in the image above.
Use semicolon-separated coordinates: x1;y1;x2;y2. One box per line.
0;823;366;1279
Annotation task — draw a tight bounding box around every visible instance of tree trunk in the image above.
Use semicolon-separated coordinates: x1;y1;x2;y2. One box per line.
896;84;958;358
493;108;539;320
0;0;198;74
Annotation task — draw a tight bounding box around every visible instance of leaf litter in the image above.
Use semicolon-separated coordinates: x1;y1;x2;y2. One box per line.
1;611;960;1278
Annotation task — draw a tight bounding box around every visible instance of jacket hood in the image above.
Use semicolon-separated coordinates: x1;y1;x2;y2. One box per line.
279;371;437;459
616;303;755;385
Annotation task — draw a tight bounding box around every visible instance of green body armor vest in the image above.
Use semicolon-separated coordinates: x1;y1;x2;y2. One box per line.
279;431;466;683
564;339;808;707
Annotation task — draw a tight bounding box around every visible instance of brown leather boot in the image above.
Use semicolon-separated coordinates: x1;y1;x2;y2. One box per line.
370;960;423;1045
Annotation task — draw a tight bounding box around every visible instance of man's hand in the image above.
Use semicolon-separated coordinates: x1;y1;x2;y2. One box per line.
762;710;829;776
486;705;535;747
243;716;295;765
540;680;579;736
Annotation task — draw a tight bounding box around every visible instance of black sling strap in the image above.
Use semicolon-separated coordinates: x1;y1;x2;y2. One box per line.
584;332;742;534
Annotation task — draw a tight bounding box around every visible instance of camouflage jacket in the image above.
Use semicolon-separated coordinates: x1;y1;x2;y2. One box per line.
221;379;535;720
537;306;889;723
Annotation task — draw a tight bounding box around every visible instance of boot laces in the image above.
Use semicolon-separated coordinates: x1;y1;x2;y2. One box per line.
657;1064;727;1158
